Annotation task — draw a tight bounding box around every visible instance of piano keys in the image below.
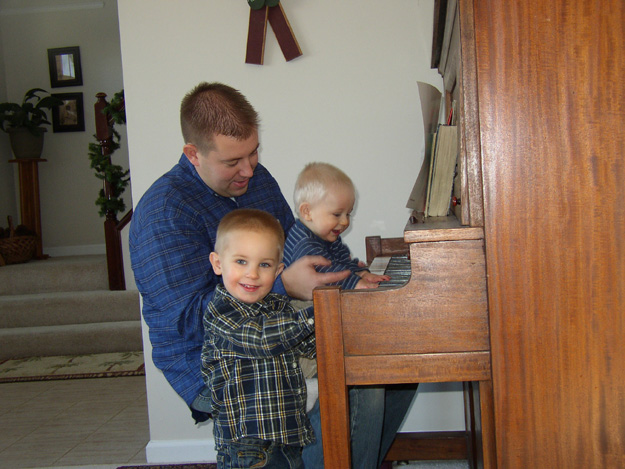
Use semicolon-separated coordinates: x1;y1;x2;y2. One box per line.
368;254;411;288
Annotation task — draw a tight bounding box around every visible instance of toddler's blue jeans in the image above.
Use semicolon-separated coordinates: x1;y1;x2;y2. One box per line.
217;437;304;469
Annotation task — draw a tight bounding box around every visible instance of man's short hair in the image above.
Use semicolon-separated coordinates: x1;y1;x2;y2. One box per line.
215;209;285;260
293;162;355;208
180;82;260;152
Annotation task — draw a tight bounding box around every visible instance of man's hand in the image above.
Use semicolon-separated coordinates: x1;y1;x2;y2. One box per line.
282;255;350;300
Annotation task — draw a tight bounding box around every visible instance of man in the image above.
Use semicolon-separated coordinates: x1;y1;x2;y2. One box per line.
129;82;415;468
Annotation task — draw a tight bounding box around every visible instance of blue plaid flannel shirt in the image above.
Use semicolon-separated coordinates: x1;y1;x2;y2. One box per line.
129;155;295;408
202;284;316;447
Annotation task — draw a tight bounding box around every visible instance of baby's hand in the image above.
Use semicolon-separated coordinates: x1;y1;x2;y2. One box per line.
358;271;391;283
355;278;381;289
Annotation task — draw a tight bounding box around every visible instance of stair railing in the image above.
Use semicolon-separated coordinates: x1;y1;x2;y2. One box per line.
94;92;131;291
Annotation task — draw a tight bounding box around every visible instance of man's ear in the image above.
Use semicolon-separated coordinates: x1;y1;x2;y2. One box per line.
183;144;200;167
299;202;312;221
209;252;222;275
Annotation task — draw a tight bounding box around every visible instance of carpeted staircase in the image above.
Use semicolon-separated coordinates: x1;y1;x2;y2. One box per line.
0;255;142;360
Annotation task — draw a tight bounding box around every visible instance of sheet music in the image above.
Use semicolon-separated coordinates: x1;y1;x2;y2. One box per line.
368;256;392;275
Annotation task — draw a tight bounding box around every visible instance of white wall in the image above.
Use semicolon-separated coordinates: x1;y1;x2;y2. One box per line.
120;0;441;260
118;0;461;463
0;0;129;255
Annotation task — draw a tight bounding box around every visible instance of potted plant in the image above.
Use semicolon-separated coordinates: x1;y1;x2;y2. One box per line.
0;88;63;159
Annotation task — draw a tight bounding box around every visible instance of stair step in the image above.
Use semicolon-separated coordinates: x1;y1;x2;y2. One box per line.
0;255;109;296
0;254;144;359
0;321;143;360
0;290;140;328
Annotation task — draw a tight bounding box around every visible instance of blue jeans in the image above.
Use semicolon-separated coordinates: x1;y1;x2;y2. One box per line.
217;437;305;469
302;384;417;469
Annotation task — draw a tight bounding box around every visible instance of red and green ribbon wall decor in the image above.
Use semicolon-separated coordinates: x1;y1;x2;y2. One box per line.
246;0;302;65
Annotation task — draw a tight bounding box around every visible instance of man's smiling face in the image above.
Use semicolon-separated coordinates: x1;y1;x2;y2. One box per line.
185;131;259;198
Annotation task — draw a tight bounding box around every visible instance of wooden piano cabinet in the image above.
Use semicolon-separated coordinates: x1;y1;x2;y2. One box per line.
433;0;483;228
365;235;407;265
314;223;496;468
433;0;625;466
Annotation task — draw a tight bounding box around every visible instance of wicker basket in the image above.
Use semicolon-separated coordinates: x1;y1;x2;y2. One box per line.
0;216;38;266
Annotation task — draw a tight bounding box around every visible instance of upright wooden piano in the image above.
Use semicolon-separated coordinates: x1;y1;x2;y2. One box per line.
314;220;496;467
316;0;625;467
313;0;496;467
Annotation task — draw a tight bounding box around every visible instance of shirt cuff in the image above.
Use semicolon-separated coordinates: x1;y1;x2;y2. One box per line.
298;304;315;331
342;273;363;290
190;385;213;424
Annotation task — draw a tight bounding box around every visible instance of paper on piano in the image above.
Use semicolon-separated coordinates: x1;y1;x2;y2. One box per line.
426;124;458;217
407;129;437;214
406;82;442;213
368;256;392;276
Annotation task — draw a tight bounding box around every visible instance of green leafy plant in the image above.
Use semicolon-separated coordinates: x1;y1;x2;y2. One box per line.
103;90;125;125
248;0;280;9
88;90;130;217
0;88;63;136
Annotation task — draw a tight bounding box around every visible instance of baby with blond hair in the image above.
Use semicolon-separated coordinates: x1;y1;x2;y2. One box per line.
284;162;390;289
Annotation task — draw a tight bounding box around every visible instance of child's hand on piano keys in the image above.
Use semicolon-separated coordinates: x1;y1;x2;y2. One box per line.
355;278;381;289
358;271;391;284
355;270;391;289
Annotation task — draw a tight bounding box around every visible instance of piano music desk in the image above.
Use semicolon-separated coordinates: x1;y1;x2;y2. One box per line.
314;216;496;467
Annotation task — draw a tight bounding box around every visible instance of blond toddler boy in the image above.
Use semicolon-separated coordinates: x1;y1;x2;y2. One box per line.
201;208;316;469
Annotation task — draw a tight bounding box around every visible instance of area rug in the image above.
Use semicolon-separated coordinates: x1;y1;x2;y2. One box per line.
0;351;144;383
118;465;216;469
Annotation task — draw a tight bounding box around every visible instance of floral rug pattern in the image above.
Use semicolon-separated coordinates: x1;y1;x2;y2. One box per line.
0;351;145;383
118;465;216;469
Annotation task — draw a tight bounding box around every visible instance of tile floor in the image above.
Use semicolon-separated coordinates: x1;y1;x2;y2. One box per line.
0;376;149;468
0;375;468;469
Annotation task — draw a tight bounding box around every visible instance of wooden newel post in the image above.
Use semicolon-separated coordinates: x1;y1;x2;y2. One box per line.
94;93;110;142
94;92;125;290
104;211;125;290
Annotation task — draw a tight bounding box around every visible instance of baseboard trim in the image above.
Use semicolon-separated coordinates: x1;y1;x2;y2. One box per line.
144;432;466;464
145;439;217;464
44;244;106;257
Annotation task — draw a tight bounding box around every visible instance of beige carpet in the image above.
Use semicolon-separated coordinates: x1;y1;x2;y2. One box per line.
0;350;144;383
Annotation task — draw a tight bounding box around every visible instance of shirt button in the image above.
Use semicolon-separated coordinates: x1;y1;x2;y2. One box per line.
307;318;314;325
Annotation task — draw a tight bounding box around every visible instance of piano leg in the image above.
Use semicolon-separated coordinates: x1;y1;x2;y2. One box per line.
464;380;497;469
479;380;497;469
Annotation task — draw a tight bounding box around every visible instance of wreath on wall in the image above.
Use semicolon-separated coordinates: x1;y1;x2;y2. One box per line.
248;0;281;8
244;0;301;64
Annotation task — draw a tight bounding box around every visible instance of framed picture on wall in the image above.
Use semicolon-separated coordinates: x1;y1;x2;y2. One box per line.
47;46;83;88
51;92;85;132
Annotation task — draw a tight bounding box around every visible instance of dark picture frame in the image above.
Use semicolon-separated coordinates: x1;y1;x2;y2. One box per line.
51;92;85;132
47;46;83;88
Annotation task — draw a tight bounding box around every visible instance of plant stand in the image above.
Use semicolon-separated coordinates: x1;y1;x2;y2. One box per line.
9;158;47;259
